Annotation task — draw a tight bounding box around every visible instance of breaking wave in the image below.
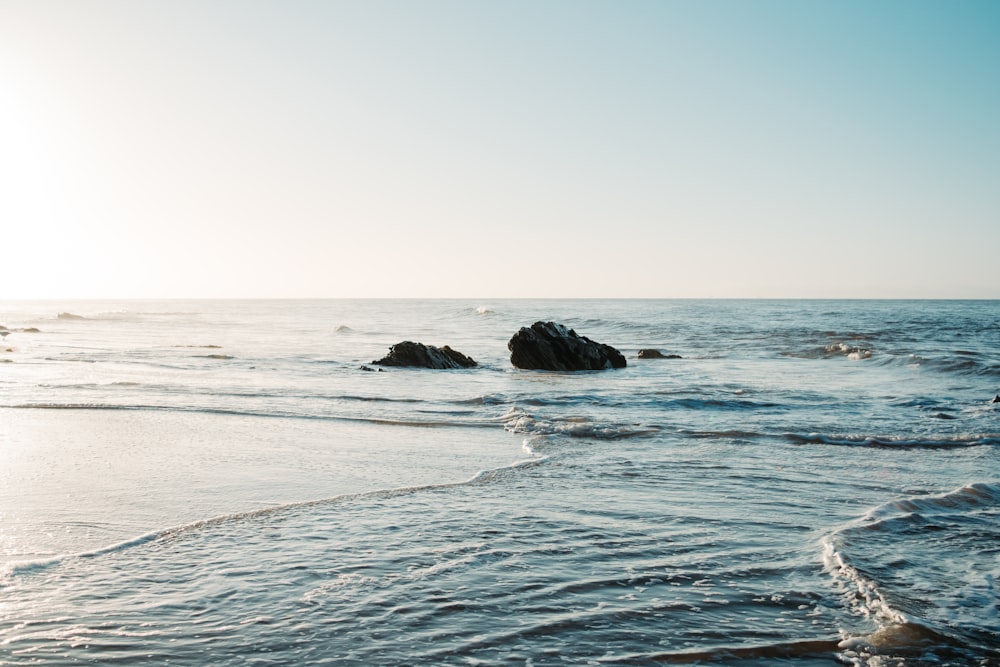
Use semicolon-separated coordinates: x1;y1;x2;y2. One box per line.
825;482;1000;665
501;408;659;440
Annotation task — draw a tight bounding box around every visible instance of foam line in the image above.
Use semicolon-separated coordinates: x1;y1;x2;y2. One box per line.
1;448;546;584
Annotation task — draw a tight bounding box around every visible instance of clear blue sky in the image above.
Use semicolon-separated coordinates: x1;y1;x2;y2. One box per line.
2;0;998;298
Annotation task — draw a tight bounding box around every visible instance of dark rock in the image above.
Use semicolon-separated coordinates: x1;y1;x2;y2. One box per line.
373;341;477;369
993;395;1000;404
508;321;626;371
637;349;682;359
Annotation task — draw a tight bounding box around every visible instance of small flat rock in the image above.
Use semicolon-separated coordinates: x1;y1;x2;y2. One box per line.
637;349;682;360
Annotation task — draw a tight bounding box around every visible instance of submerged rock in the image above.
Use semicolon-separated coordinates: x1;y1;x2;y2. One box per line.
373;341;477;369
637;349;682;360
508;321;626;371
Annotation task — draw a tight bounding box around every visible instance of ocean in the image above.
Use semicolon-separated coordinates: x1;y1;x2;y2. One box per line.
0;299;997;666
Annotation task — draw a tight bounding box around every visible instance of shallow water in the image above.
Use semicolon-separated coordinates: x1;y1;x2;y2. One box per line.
1;299;997;665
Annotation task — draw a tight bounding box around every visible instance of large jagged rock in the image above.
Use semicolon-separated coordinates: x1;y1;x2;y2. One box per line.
373;341;477;369
508;321;626;371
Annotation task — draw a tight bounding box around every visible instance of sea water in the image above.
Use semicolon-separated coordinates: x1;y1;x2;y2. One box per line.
0;299;997;666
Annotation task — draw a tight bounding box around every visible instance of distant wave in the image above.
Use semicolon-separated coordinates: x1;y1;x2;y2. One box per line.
96;310;199;321
560;316;653;336
902;353;1000;377
781;342;873;360
783;343;1000;377
50;310;199;323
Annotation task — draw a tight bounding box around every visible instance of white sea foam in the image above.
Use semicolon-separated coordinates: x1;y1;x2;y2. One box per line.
822;538;906;628
503;410;658;440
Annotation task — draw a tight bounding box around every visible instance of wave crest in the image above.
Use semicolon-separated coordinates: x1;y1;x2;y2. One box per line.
502;409;658;440
826;482;1000;664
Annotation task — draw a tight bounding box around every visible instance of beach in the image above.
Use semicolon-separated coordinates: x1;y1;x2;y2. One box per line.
1;299;997;665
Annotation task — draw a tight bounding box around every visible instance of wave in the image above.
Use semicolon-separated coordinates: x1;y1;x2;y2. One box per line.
906;354;1000;378
30;382;471;407
861;481;1000;523
618;638;842;663
781;342;874;360
781;340;1000;377
2;403;498;430
512;393;782;412
825;482;1000;665
785;432;1000;449
1;448;545;585
42;354;242;371
502;409;659;440
93;310;200;321
558;316;659;338
682;429;767;440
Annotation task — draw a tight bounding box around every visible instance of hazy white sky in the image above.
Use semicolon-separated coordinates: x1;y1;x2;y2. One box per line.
2;0;998;298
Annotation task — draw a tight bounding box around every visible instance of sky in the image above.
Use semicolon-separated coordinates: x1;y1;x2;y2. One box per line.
1;0;998;299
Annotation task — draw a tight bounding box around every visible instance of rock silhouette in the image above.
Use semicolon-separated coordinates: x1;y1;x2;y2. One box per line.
508;321;626;371
373;341;477;369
